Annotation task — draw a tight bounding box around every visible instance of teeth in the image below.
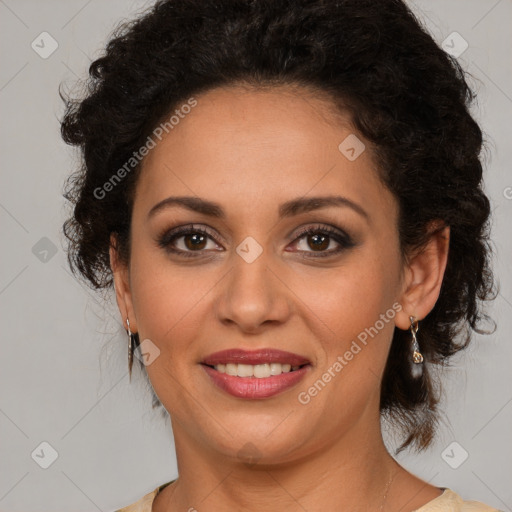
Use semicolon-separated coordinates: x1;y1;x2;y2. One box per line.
212;363;302;378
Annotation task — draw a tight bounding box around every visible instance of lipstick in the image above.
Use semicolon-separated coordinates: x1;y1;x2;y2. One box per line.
201;348;311;399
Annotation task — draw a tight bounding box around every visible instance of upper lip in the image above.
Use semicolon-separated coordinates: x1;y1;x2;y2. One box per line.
201;348;311;367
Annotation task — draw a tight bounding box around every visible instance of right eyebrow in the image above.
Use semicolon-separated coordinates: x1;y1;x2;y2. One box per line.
148;196;225;220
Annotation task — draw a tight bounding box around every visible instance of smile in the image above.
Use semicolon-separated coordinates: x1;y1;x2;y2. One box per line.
208;362;307;378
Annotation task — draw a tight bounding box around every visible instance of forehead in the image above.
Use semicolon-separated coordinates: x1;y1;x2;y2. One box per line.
134;84;395;220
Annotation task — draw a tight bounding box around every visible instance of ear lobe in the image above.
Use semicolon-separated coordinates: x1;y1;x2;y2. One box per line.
109;234;137;332
395;223;450;330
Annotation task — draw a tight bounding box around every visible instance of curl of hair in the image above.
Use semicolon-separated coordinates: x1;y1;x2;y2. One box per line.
60;0;495;451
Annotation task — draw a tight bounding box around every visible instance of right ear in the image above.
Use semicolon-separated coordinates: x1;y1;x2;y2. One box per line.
109;233;138;333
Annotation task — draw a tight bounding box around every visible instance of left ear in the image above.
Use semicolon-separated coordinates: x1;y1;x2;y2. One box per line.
395;221;450;330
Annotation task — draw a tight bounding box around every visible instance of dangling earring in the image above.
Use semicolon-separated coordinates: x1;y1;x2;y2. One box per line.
126;318;136;382
409;316;424;378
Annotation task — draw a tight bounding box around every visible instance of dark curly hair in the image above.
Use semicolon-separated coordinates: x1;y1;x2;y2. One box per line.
60;0;495;452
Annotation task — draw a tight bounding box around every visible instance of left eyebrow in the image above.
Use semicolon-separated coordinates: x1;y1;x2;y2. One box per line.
278;195;369;221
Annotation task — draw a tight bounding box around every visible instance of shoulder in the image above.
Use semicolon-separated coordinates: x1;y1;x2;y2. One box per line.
115;481;175;512
114;485;502;512
115;489;157;512
414;489;502;512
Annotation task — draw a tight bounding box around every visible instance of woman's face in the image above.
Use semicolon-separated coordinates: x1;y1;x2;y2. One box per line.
114;84;411;463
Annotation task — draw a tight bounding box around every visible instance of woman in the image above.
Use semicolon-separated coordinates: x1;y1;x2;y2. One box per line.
60;0;498;510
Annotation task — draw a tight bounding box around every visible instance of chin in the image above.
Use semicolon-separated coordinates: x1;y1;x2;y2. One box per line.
204;421;308;464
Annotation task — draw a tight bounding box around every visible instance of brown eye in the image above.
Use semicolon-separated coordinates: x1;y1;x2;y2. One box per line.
306;233;330;251
290;224;356;258
157;225;223;257
183;233;208;250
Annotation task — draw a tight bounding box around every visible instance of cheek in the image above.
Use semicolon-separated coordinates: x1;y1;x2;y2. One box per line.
128;248;217;358
289;263;399;426
128;261;217;415
289;250;401;346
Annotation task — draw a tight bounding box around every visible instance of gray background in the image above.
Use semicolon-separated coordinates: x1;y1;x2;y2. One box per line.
0;0;511;510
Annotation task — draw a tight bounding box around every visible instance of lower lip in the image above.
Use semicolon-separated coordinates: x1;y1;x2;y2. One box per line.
201;364;311;399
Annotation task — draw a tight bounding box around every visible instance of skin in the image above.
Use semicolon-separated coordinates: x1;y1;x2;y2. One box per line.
110;84;450;511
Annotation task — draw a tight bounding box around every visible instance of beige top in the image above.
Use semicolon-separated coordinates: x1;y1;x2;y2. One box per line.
115;482;502;512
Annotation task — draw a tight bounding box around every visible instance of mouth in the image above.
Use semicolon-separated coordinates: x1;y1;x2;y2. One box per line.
201;348;311;374
201;362;311;378
200;348;312;398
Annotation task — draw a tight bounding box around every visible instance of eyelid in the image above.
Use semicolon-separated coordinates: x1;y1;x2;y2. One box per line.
157;222;355;258
287;223;356;255
156;224;225;251
290;223;353;243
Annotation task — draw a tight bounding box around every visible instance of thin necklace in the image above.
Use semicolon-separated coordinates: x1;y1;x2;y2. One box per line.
162;472;398;511
379;469;397;511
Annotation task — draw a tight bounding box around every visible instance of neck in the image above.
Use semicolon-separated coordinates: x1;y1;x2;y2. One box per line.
163;415;401;511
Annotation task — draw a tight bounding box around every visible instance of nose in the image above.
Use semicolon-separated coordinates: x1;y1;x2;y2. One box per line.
215;249;292;333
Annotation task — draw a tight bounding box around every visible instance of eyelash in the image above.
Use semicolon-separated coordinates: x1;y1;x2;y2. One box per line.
156;224;355;259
